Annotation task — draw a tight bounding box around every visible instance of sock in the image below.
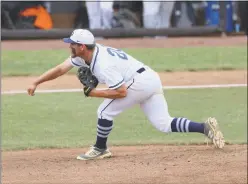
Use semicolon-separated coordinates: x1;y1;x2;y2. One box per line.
171;117;204;134
94;119;113;149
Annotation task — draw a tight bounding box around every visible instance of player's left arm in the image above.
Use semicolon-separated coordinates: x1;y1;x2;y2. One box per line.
88;66;127;99
89;85;127;99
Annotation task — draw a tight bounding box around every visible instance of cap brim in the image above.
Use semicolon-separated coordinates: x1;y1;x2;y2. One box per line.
63;38;77;44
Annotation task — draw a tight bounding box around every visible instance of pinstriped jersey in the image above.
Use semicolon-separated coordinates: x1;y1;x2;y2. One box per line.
70;44;145;89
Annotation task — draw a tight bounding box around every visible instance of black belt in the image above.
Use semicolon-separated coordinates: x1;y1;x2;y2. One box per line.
136;67;145;74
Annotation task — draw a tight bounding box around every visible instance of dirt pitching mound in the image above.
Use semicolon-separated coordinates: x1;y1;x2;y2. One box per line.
2;145;247;184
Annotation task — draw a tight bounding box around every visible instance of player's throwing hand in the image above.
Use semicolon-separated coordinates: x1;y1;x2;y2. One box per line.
27;83;37;96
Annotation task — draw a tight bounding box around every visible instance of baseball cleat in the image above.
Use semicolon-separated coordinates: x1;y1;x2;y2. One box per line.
204;117;225;149
76;146;112;160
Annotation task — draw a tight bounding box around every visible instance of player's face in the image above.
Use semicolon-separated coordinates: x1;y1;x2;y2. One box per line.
70;43;84;58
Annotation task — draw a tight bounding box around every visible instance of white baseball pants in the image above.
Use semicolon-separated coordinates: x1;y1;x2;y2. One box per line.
97;67;174;133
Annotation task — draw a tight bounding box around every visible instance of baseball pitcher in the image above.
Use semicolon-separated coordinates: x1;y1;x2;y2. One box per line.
27;29;225;160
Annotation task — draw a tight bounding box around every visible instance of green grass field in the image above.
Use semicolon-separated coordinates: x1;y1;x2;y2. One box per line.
2;87;247;151
1;46;247;76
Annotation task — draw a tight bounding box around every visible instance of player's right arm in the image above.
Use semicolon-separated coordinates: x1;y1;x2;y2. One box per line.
27;57;73;96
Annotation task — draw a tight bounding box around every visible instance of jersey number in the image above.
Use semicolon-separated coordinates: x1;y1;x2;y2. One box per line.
107;48;128;60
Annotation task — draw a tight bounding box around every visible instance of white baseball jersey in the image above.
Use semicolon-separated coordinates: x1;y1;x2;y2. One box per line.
69;43;174;133
70;43;145;88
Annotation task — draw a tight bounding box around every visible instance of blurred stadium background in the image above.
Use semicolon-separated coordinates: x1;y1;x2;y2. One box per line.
1;1;247;40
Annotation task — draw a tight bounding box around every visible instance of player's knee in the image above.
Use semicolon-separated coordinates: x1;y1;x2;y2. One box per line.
97;106;113;121
97;106;104;119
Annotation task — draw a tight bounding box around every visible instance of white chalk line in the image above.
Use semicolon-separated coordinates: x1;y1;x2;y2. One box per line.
1;84;247;95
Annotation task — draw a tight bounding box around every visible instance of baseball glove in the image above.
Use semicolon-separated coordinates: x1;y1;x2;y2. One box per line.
77;66;99;97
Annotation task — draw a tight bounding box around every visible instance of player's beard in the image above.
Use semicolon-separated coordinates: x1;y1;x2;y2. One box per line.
71;48;77;58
